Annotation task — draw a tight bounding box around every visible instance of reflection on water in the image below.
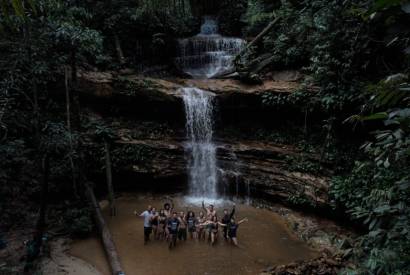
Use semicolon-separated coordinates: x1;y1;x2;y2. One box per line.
70;194;317;275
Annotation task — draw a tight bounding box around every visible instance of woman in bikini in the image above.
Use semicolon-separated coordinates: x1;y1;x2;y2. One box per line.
201;215;219;246
151;207;159;239
196;211;206;241
156;209;167;240
218;217;248;246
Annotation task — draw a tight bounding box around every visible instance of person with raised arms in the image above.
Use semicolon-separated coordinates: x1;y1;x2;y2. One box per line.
135;205;154;245
202;200;217;220
218;217;249;246
221;204;236;240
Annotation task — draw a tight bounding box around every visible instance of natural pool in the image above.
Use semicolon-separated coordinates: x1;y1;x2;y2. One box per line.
70;193;317;275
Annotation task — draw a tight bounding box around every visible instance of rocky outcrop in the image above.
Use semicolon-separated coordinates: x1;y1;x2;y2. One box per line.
111;137;330;209
78;71;298;99
77;71;301;120
79;71;328;209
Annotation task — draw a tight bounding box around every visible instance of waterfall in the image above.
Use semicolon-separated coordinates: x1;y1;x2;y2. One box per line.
182;87;218;199
176;17;246;78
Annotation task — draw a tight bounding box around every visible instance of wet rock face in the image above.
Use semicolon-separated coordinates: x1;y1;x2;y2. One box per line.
78;71;328;209
110;138;329;210
77;71;300;122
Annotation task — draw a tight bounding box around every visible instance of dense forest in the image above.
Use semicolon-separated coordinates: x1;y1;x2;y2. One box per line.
0;0;409;274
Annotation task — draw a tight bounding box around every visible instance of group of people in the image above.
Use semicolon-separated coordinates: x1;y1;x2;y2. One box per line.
135;199;248;249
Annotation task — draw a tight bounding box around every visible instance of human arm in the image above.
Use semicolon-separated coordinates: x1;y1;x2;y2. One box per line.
202;200;207;212
218;222;227;227
199;220;211;227
135;210;146;217
237;218;248;225
230;204;236;219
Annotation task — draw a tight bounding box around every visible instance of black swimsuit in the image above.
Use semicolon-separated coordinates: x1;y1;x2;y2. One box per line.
210;222;218;233
152;216;159;226
228;223;238;238
187;217;196;232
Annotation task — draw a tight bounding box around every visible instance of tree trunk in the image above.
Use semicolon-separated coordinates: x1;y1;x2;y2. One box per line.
24;155;50;272
114;34;125;65
239;14;281;56
65;67;78;196
85;183;124;275
70;48;81;128
104;140;116;216
65;67;71;131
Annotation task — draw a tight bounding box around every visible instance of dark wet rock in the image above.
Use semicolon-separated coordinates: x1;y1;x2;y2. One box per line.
77;71;299;100
270;70;303;82
262;253;343;275
108;137;329;209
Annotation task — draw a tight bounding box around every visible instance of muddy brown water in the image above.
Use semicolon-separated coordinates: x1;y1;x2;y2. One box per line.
70;194;317;275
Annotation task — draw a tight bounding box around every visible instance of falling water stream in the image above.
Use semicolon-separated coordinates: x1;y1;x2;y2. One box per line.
176;17;246;78
182;87;218;200
67;17;318;275
179;17;245;202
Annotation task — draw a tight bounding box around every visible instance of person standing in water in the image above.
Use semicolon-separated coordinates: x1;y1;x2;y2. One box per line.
196;211;206;241
151;207;159;239
202;201;217;220
157;209;167;240
163;198;174;240
163;198;174;217
201;215;220;245
219;217;249;246
221;204;235;240
178;211;187;241
187;211;197;239
167;212;180;249
135;205;154;245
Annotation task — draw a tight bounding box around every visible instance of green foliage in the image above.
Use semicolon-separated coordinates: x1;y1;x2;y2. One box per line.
64;207;93;236
132;0;195;36
111;144;153;169
332;163;410;274
287;191;316;208
285;155;322;175
243;0;409;114
332;75;410;274
217;0;247;36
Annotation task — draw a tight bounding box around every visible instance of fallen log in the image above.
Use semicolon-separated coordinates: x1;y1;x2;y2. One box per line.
85;182;125;275
239;13;281;56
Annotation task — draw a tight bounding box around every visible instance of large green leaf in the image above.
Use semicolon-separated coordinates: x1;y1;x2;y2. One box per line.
11;0;24;17
362;112;389;121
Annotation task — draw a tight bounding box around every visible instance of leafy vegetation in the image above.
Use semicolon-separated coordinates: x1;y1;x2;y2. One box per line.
0;0;409;274
241;0;409;273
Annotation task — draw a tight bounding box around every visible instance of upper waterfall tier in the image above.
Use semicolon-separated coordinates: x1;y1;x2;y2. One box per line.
175;17;246;79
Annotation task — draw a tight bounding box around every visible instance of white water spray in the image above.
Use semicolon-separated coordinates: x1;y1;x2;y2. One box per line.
182;87;218;200
176;17;246;78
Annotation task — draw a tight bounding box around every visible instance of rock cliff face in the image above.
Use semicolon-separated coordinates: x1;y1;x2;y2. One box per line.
109;137;329;210
77;71;302;121
79;71;329;210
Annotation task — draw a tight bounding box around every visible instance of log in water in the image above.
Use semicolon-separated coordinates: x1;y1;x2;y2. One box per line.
70;194;317;275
